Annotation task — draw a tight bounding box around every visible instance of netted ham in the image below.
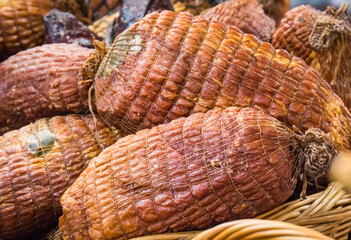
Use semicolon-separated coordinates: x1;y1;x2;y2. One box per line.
87;10;351;151
201;0;275;42
0;114;122;239
0;43;91;135
57;107;335;239
0;0;55;60
272;4;351;110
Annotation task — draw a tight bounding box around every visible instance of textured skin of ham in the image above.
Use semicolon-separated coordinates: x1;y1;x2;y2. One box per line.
94;11;351;151
59;107;296;240
0;114;122;239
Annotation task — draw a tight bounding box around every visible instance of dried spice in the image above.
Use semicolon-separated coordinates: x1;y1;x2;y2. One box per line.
90;11;351;151
56;107;336;239
44;9;98;48
201;0;275;42
0;114;122;239
0;0;55;60
0;43;91;134
272;4;351;110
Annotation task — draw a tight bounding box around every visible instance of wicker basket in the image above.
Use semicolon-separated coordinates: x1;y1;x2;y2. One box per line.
131;182;351;240
134;219;333;240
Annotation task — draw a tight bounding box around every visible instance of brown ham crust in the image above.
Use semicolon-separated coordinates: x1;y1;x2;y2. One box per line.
0;114;121;239
201;0;275;42
94;10;351;151
273;5;334;85
272;5;351;111
59;107;296;240
0;0;55;60
0;43;91;135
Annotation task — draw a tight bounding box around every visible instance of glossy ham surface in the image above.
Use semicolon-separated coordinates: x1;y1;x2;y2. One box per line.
0;43;91;134
202;0;275;42
0;0;55;60
59;107;297;239
93;11;351;150
0;114;122;239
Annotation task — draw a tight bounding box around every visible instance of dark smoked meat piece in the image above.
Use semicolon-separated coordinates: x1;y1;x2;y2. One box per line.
44;9;98;48
106;0;173;45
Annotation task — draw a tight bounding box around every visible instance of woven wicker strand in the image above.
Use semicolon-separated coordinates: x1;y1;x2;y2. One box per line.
257;182;351;239
133;219;332;240
192;219;332;240
131;182;351;240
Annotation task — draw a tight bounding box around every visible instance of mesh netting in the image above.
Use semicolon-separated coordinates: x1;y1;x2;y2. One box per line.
0;0;55;59
0;44;91;134
93;11;351;151
59;107;297;239
201;0;275;42
0;114;121;239
272;5;351;111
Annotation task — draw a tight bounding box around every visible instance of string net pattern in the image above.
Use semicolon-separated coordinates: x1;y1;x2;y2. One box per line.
0;43;91;134
0;0;55;59
201;0;275;42
272;5;351;110
59;107;296;239
0;114;121;239
94;11;351;151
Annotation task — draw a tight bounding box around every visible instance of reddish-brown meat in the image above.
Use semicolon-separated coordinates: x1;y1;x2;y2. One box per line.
0;43;91;135
201;0;275;42
257;0;290;26
272;4;351;110
0;0;55;60
0;114;122;239
58;107;298;239
92;11;351;151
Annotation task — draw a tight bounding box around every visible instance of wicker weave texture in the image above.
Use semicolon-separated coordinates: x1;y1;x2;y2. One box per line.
88;0;122;20
257;182;351;240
